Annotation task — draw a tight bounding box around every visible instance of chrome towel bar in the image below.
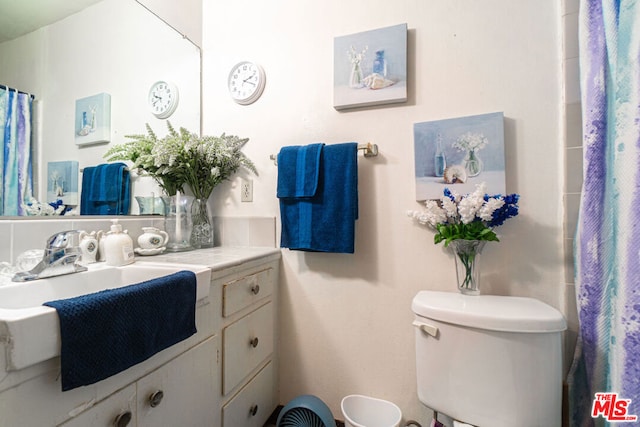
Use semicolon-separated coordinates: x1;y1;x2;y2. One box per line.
269;142;378;165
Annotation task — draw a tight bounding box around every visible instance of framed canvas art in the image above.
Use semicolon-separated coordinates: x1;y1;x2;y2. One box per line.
414;112;506;201
47;160;79;205
75;93;111;146
333;23;407;110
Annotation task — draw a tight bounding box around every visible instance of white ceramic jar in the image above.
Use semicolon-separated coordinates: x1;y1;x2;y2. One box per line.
103;220;135;266
78;231;98;264
137;227;169;250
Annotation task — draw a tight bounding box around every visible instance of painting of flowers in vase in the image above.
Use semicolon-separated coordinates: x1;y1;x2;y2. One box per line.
333;23;407;110
413;112;506;201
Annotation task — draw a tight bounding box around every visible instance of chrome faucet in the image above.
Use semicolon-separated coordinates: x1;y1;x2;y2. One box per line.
12;230;89;282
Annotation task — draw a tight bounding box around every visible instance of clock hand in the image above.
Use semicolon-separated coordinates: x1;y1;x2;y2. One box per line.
242;72;256;83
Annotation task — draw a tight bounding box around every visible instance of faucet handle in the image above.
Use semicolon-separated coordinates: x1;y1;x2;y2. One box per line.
46;230;84;250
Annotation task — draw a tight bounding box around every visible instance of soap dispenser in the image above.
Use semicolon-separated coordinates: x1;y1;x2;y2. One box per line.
103;219;135;266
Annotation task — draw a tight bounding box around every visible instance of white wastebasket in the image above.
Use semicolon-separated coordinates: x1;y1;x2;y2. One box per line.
341;395;402;427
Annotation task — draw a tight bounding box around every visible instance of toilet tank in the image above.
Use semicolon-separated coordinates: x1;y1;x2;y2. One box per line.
412;291;566;427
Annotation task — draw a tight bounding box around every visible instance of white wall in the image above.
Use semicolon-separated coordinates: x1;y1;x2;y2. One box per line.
0;0;200;210
202;0;565;423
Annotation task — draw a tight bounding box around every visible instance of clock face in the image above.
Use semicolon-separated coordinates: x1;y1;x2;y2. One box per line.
228;62;266;105
148;81;179;118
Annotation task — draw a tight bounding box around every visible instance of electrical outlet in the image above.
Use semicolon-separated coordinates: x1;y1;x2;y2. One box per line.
241;179;253;202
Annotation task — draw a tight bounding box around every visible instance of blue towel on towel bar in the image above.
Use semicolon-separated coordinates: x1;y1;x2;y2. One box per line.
278;142;358;253
80;162;130;215
43;270;197;391
276;143;324;198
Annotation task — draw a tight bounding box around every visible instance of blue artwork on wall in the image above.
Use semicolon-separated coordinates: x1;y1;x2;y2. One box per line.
334;23;407;110
414;112;506;201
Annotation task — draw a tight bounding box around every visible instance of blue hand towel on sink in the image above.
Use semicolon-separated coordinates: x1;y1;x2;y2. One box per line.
43;270;197;392
278;142;358;253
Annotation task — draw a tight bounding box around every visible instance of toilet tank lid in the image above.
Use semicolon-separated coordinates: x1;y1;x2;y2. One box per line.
412;291;567;333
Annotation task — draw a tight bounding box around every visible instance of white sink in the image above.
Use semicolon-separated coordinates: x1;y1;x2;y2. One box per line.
0;261;211;371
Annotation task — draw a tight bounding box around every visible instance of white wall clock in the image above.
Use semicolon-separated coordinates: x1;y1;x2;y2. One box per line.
148;80;179;118
228;62;266;105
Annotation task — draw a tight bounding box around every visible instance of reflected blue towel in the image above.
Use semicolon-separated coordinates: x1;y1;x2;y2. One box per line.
278;142;358;253
80;163;130;215
44;270;197;392
276;143;324;198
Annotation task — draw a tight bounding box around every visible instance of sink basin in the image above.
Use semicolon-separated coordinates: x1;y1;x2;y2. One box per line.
0;261;211;371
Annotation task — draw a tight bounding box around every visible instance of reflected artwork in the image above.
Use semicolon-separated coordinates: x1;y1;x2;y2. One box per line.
74;93;111;146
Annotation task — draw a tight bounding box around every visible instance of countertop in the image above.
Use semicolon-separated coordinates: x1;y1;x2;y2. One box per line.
143;246;281;275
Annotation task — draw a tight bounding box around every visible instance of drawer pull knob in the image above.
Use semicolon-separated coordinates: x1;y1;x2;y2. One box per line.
249;404;259;417
250;337;259;348
113;410;132;427
251;285;260;295
149;390;164;407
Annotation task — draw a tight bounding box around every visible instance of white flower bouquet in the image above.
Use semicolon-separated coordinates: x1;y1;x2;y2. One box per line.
408;183;520;247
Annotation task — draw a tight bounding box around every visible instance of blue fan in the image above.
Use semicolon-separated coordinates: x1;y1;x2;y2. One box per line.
277;395;336;427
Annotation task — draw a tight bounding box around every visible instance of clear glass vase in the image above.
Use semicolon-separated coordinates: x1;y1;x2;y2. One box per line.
450;239;486;296
349;62;364;88
464;150;483;177
191;198;214;249
164;193;194;252
135;196;165;215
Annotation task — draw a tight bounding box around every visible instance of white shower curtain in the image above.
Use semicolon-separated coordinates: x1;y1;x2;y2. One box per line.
570;0;640;425
0;86;34;216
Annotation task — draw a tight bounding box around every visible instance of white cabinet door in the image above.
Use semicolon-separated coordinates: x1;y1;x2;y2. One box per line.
137;336;218;427
59;384;136;427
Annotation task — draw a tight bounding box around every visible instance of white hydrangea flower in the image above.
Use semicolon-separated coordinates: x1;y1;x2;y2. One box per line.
441;197;458;219
479;198;504;221
457;183;486;224
421;200;447;227
407;210;428;226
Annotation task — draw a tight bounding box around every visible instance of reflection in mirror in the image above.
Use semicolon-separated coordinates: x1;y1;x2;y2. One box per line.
0;0;201;217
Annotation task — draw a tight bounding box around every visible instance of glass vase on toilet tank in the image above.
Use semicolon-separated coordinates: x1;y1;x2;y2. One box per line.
407;182;520;295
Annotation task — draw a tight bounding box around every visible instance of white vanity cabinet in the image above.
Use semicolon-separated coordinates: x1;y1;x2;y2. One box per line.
213;259;279;427
0;247;280;427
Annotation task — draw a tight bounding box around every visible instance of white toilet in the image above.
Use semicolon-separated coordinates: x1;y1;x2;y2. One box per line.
412;291;567;427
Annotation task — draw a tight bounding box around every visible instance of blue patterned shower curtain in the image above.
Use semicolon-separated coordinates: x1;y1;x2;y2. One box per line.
0;87;34;216
570;1;640;425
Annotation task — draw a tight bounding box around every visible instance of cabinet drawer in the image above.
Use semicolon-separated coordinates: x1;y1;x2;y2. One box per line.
223;302;273;395
222;362;275;427
223;267;273;317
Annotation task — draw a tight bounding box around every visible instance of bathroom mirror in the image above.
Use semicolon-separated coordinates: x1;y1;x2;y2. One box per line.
0;0;201;217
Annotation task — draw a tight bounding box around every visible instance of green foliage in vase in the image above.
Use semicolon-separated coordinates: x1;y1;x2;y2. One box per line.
104;122;257;198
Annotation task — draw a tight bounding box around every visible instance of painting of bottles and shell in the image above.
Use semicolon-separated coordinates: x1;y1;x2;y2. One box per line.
47;160;79;206
333;23;407;110
74;92;111;146
413;112;506;201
